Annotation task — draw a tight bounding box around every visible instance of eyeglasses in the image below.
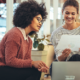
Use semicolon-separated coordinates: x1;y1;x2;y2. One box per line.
36;17;43;24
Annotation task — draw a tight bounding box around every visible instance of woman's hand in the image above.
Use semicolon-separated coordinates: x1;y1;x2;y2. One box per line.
58;49;71;61
38;67;49;73
32;61;49;71
38;62;49;73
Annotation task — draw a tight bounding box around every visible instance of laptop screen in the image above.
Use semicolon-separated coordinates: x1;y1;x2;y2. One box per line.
52;62;80;80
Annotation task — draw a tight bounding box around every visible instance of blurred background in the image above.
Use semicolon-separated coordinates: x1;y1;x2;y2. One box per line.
0;0;80;41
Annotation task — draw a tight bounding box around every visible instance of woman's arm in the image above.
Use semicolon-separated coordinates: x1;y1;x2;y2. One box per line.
5;40;32;68
58;49;71;61
5;34;49;70
4;32;33;68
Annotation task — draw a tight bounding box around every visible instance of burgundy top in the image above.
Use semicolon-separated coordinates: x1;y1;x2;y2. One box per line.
0;27;33;68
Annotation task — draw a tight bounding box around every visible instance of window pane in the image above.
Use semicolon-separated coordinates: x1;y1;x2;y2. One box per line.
0;3;6;40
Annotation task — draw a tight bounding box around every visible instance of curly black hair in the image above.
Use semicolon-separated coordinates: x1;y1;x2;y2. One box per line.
13;0;48;35
62;0;79;14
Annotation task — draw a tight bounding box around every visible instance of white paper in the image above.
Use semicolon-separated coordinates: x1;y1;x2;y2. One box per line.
56;35;80;51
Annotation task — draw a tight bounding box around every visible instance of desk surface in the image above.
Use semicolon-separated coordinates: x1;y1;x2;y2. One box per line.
31;50;47;56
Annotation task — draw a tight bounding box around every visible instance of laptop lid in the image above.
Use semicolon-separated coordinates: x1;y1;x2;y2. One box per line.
52;62;80;80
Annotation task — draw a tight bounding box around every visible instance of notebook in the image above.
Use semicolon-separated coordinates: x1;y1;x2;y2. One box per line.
56;35;80;51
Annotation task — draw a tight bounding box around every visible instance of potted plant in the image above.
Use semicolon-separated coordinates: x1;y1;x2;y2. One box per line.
30;33;50;51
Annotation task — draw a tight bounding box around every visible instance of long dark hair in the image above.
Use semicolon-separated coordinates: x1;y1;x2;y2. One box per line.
62;0;79;14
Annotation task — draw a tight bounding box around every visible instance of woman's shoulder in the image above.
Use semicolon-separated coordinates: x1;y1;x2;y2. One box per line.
51;26;62;36
7;27;22;37
4;27;22;42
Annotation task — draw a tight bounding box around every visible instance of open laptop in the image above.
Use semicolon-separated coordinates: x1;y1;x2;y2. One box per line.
52;62;80;80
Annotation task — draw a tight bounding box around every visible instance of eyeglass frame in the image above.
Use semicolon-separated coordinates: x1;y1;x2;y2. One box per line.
35;17;44;24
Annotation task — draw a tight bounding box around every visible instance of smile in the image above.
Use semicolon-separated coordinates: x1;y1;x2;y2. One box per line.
66;18;73;21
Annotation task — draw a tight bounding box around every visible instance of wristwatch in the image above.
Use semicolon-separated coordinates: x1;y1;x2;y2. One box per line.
44;74;50;78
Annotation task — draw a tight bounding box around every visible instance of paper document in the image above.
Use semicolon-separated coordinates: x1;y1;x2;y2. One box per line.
56;35;80;51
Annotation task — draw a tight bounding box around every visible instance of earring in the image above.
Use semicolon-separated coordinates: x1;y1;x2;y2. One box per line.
62;19;64;24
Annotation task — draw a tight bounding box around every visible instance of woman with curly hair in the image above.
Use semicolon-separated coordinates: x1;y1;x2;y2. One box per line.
0;0;48;80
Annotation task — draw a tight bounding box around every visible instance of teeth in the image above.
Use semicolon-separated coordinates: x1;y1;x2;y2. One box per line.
67;19;72;20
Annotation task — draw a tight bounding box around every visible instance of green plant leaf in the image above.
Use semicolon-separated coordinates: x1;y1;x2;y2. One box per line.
33;41;39;48
45;39;50;42
34;37;37;41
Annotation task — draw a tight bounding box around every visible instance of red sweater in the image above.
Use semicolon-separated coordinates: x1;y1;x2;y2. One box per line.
0;27;33;68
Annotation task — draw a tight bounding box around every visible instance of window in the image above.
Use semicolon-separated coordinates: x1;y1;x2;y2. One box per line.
0;3;6;40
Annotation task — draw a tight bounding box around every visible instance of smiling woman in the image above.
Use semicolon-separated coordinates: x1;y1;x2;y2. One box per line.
50;0;80;62
0;0;49;80
49;0;80;77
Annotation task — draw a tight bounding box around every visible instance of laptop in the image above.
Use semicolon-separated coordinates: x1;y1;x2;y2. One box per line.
52;62;80;80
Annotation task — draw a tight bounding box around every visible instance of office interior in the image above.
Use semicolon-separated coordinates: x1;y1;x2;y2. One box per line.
0;0;80;80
